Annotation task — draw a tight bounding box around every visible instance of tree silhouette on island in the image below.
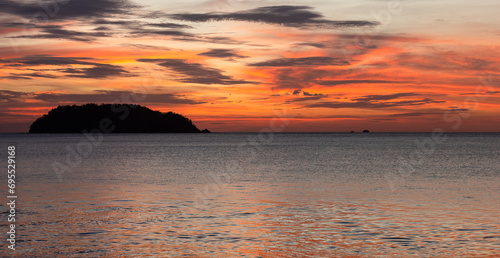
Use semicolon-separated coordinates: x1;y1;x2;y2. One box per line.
29;104;210;133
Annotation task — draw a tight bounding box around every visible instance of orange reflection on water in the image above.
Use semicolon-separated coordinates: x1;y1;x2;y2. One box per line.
4;176;499;257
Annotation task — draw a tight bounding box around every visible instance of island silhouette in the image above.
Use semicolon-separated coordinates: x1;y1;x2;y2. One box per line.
28;104;210;133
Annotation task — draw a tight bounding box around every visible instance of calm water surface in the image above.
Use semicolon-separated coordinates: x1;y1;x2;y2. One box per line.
1;133;499;257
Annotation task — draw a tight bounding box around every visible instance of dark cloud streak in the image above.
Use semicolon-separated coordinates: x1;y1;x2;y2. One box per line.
305;93;445;109
0;0;140;21
169;5;378;28
146;22;193;29
316;80;407;86
61;64;129;79
33;90;204;104
1;55;129;79
9;25;111;42
198;49;247;58
353;93;419;102
296;42;326;48
249;57;348;67
1;55;93;66
138;58;253;85
0;90;29;101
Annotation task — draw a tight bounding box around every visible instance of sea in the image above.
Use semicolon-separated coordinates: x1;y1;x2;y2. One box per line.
0;133;499;257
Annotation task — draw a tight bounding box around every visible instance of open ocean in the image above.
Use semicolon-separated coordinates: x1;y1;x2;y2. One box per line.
1;133;499;257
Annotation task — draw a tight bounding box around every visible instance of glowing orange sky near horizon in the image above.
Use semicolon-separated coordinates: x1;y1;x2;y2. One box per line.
1;0;499;132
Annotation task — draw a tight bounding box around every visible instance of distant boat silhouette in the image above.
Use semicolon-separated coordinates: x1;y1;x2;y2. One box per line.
362;130;370;133
29;103;211;133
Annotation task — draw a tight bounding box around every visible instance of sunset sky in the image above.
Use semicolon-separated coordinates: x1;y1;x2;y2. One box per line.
1;0;499;132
